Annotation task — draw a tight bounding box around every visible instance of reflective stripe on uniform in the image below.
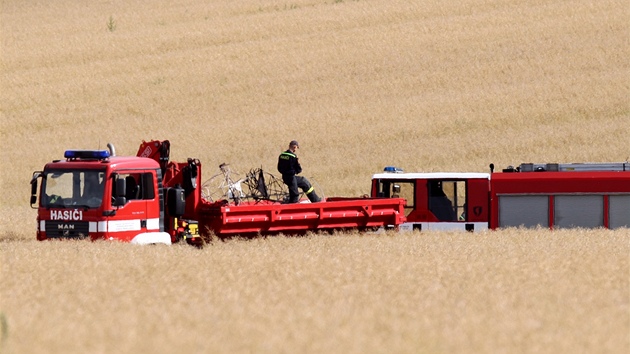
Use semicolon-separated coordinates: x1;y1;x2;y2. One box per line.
280;152;297;159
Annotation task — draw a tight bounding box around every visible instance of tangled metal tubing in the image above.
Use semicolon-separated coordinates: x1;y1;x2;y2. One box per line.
201;164;298;205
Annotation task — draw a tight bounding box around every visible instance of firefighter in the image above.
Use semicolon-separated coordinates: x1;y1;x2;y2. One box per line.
428;181;456;221
277;140;321;203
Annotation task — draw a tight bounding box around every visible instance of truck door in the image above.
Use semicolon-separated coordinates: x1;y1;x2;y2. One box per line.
427;180;462;222
426;178;489;229
411;176;489;232
108;171;159;242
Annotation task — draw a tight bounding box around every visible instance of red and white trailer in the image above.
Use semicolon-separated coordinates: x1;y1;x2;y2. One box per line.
371;163;630;231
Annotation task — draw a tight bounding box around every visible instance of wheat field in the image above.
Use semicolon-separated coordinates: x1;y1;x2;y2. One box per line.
1;0;629;353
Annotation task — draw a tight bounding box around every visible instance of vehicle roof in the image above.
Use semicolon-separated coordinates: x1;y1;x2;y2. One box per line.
44;156;159;170
372;172;490;180
490;170;630;193
491;170;630;180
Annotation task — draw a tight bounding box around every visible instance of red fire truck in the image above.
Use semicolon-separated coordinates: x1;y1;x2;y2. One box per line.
371;162;630;231
30;140;406;245
31;140;629;245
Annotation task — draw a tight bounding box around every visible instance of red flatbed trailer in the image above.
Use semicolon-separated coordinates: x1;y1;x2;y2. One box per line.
197;197;406;237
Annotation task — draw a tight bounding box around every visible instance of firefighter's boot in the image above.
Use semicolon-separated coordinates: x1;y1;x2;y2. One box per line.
307;190;321;203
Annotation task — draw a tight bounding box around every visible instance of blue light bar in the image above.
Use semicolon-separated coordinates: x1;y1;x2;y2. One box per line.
383;166;403;173
64;150;110;160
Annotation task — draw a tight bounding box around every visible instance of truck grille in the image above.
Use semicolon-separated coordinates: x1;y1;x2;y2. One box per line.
45;221;90;239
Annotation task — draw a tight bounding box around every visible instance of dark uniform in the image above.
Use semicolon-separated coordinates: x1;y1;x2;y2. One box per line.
277;142;321;203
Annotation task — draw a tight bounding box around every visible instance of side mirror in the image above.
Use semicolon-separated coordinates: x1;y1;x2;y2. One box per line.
30;172;42;208
115;177;126;198
167;187;186;217
111;177;127;207
114;196;127;206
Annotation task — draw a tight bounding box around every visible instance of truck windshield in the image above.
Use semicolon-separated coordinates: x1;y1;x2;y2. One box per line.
42;169;105;208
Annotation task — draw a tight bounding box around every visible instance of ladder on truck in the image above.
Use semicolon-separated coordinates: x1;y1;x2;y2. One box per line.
518;162;630;172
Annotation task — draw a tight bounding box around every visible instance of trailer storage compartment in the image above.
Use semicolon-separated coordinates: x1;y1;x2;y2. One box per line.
490;169;630;230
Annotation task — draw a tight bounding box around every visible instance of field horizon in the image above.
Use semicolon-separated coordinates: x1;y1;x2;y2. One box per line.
1;0;629;353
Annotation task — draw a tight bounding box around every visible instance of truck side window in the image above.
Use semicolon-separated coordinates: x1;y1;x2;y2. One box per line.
428;180;466;221
394;181;415;216
428;181;455;221
114;172;155;201
141;173;155;199
377;180;415;216
125;176;139;199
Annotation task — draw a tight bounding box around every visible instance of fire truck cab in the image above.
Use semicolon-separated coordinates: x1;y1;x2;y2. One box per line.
371;167;491;232
30;149;185;244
